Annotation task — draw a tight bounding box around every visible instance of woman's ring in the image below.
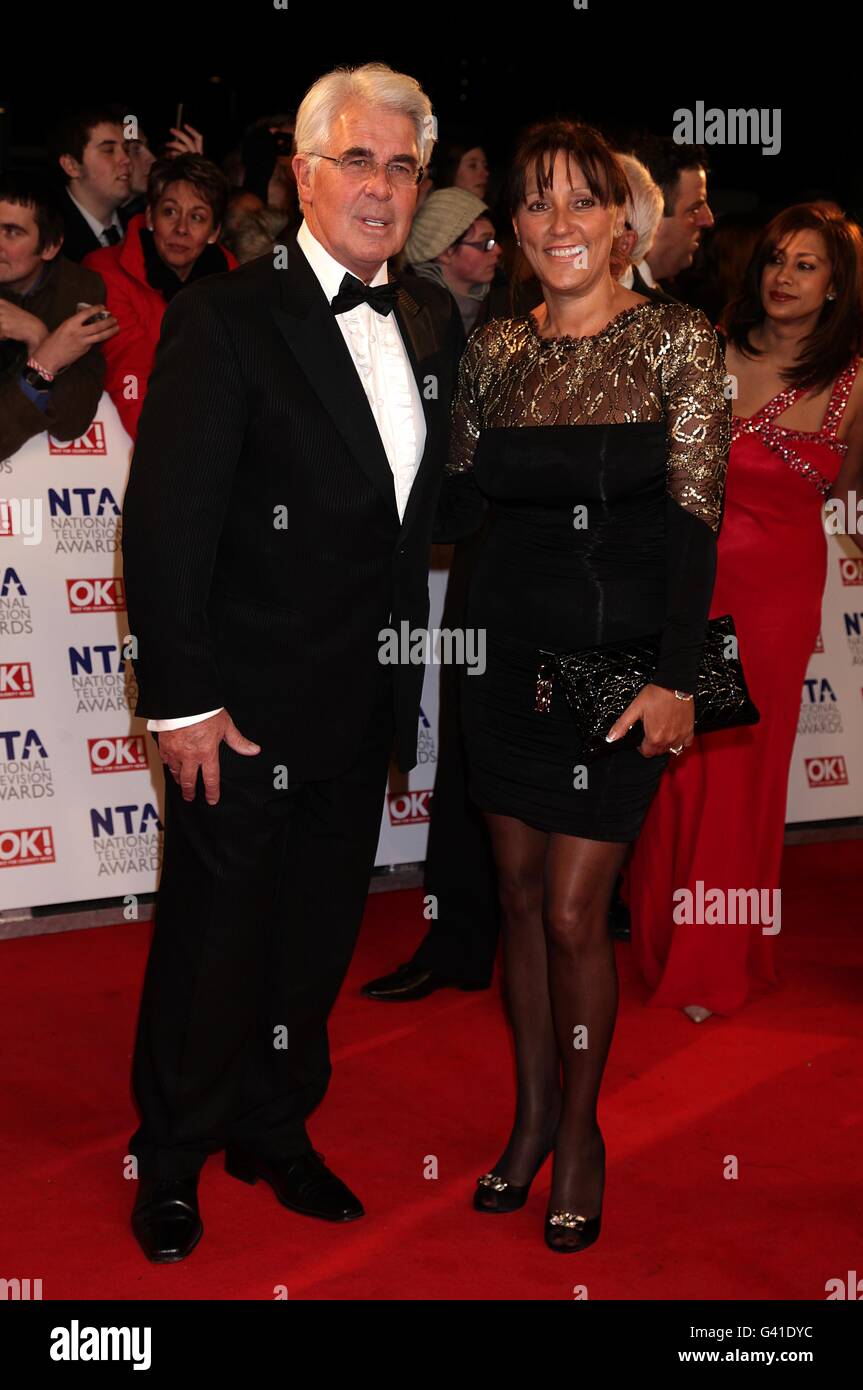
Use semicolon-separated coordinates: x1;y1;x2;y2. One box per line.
669;744;683;756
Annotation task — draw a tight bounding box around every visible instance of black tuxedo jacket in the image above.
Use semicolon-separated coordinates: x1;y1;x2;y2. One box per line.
122;231;463;780
631;263;678;305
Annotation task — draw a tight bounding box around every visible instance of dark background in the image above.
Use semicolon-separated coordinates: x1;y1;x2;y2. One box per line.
1;2;856;220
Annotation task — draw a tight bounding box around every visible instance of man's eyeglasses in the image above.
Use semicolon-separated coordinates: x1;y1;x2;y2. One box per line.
307;152;424;187
456;237;498;253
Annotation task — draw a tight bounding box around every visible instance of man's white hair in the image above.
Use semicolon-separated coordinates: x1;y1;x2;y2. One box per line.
616;153;664;264
295;62;436;171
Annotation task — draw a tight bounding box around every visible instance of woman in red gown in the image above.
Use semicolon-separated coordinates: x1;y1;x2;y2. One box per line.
626;205;863;1018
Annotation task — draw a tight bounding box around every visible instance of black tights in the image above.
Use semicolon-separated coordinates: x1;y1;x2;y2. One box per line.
483;812;629;1216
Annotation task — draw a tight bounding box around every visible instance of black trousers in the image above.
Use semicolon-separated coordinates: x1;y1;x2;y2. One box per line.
129;671;395;1179
411;531;501;984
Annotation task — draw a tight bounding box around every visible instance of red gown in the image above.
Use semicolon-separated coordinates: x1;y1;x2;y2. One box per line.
625;357;860;1014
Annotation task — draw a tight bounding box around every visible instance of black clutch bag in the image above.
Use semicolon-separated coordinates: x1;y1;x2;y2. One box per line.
534;613;760;760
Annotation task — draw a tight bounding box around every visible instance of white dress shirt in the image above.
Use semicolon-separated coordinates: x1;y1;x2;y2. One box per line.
147;217;426;732
65;187;124;247
621;260;659;291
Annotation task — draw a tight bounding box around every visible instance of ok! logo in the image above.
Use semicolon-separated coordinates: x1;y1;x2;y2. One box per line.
804;756;848;788
66;578;125;613
0;663;34;699
48;421;106;455
0;826;55;869
839;556;863;586
87;736;149;775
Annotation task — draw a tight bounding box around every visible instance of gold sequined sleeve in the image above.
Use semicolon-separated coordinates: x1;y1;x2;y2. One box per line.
661;305;730;531
432;325;491;542
652;306;731;693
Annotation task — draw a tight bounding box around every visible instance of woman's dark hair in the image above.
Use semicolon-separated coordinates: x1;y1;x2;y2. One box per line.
0;172;64;253
506;118;629;218
704;211;766;326
434;136;487;189
725;204;863;393
147;155;230;228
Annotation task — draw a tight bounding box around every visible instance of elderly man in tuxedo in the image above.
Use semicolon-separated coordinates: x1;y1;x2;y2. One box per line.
122;62;462;1262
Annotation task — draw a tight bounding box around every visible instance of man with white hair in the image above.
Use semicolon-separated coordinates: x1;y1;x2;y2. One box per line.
612;152;673;303
122;63;463;1262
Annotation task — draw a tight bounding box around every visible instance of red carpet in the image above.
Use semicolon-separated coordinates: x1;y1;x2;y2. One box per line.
1;840;860;1300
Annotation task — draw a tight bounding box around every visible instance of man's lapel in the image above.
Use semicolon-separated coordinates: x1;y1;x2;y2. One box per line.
270;233;398;517
391;281;441;540
270;235;444;537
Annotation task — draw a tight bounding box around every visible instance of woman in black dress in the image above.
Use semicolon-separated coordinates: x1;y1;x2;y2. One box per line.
436;120;731;1251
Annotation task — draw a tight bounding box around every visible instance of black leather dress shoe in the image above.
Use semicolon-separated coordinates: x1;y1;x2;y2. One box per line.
131;1175;203;1263
361;960;488;1001
224;1145;364;1222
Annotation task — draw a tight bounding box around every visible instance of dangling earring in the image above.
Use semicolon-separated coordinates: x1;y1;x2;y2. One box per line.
826;292;836;301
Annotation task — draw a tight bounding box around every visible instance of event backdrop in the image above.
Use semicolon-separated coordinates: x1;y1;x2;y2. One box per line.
1;396;861;911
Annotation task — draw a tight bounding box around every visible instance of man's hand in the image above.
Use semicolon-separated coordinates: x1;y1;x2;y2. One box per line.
606;683;695;758
35;305;119;375
164;123;205;156
0;302;50;355
155;710;261;805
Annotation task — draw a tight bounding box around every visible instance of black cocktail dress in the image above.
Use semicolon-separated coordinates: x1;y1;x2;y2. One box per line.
434;301;731;841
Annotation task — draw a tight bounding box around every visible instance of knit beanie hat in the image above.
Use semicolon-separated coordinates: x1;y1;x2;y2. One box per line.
404;187;489;264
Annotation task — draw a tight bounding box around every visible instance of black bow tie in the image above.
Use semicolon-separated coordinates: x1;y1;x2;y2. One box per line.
331;272;399;317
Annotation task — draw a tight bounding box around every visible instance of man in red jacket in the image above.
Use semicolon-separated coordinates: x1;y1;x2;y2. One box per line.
84;154;237;439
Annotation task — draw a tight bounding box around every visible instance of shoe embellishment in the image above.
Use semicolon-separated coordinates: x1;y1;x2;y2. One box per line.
548;1210;588;1228
477;1171;509;1192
